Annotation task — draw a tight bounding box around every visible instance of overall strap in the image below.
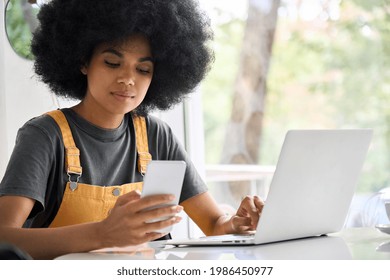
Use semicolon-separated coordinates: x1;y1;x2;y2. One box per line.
132;115;152;175
46;110;82;177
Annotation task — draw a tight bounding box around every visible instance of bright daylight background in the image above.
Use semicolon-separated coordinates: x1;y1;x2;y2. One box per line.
197;0;390;227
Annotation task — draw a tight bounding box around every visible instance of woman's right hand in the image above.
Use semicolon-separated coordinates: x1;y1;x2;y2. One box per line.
98;190;183;248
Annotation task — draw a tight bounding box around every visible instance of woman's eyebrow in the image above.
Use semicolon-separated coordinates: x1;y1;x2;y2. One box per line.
139;57;154;63
101;48;154;63
101;48;123;58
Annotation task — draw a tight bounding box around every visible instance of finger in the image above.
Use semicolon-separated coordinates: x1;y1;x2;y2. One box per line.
144;215;183;233
115;190;141;207
253;196;265;214
236;225;256;233
139;205;183;222
130;231;168;245
240;196;260;226
240;196;258;212
248;196;264;228
126;194;176;213
231;216;252;231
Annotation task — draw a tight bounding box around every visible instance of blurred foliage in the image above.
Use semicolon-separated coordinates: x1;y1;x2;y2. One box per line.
201;0;390;193
5;0;39;60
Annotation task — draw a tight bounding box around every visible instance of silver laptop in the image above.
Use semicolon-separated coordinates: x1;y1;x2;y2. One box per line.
166;129;373;246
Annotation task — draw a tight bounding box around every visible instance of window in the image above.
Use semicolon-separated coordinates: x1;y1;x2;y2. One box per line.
5;0;41;60
199;0;390;226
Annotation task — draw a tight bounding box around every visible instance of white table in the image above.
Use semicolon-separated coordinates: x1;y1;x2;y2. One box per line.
56;227;390;260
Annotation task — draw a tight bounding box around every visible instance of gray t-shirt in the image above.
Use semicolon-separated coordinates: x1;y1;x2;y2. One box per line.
0;108;207;227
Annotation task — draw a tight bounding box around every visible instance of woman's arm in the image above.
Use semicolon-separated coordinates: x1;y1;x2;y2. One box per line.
181;191;264;236
0;195;103;259
0;192;183;259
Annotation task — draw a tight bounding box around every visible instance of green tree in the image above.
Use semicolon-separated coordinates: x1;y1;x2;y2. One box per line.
264;0;390;192
202;0;390;194
5;0;39;60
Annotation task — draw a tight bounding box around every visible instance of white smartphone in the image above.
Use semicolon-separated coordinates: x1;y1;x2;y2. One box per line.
141;160;186;233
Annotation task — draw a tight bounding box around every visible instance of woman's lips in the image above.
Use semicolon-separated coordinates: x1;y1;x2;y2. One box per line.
111;91;136;100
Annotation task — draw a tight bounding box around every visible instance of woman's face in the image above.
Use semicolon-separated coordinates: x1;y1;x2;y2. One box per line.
81;34;154;116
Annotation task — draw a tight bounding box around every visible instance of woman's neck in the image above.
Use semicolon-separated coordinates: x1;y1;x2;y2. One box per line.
71;101;124;129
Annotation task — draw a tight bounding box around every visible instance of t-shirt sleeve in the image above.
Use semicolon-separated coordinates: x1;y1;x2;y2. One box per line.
0;121;55;217
146;116;208;203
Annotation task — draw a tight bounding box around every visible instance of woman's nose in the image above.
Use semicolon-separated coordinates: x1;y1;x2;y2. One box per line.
117;69;135;86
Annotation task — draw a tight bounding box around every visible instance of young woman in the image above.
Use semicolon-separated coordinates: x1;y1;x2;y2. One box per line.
0;0;264;259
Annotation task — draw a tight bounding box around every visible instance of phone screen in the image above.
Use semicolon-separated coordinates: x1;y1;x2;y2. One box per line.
141;160;186;233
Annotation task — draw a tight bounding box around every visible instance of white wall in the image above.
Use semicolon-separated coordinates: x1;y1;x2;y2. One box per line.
0;0;7;178
1;0;64;177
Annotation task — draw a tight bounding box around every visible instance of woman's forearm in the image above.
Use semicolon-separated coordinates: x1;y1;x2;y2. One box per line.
0;222;103;259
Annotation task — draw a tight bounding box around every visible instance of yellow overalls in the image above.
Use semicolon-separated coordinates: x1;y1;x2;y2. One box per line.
45;110;152;227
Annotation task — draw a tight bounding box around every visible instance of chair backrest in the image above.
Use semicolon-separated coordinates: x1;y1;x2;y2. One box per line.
0;243;32;260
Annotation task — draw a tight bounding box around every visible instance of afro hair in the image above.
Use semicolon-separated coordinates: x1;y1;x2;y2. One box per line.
31;0;214;115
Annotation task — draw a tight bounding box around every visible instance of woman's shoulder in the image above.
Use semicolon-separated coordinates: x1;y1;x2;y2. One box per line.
143;114;174;136
19;110;63;143
144;114;168;126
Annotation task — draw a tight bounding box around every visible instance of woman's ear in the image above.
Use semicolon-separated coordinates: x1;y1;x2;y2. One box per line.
80;66;87;75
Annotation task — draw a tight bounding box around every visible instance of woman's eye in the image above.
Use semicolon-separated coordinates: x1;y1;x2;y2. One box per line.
104;60;120;67
138;68;151;74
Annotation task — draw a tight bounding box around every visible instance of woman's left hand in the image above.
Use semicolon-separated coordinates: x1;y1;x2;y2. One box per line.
227;195;264;233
